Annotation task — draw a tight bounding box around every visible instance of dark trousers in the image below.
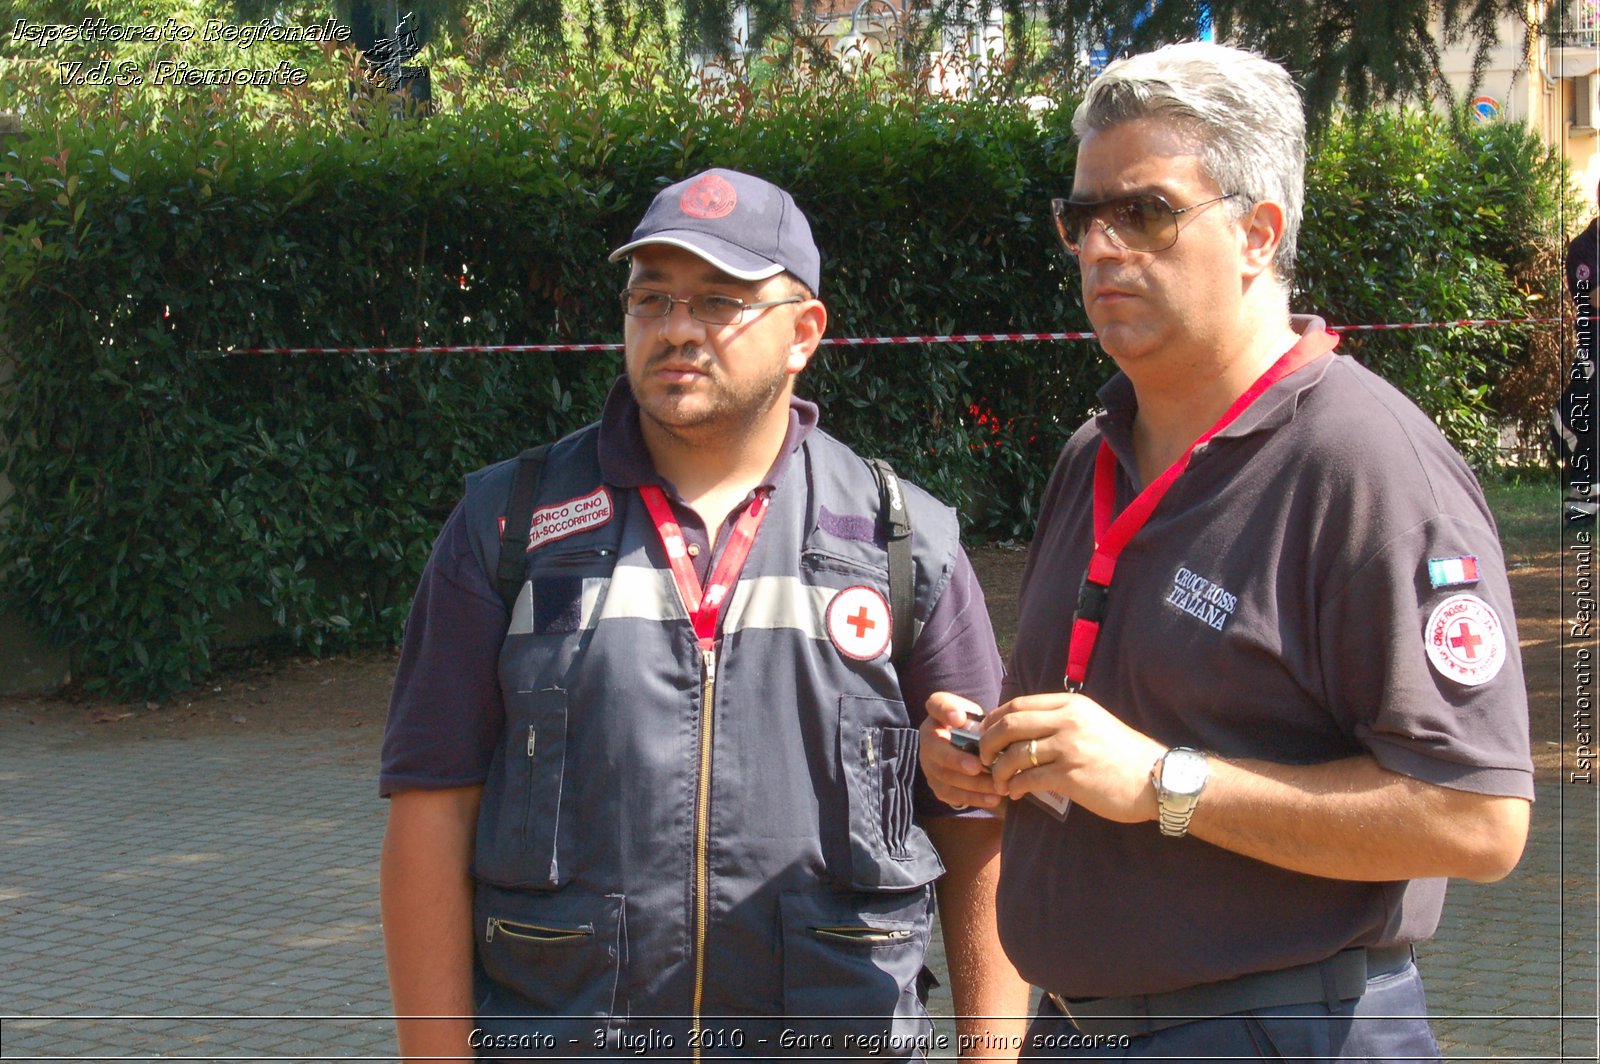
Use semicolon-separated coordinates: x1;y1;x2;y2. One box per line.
1019;959;1441;1062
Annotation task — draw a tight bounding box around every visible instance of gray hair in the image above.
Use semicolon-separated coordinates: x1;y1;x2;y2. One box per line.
1072;41;1305;288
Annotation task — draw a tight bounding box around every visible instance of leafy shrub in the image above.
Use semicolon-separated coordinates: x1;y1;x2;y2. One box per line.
1300;108;1570;465
0;57;1563;696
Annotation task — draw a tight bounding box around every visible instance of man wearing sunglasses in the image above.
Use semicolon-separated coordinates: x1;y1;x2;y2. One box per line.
380;168;1028;1060
920;42;1532;1059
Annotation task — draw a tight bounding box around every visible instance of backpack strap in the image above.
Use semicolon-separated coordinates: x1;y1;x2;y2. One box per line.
867;458;914;666
495;443;553;612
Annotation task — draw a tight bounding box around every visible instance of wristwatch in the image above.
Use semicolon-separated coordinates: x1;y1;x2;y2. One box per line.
1152;747;1209;838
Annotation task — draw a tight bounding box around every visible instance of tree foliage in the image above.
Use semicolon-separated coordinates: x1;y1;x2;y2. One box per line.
343;0;1535;122
10;1;1544;122
1037;1;1528;120
227;0;451;47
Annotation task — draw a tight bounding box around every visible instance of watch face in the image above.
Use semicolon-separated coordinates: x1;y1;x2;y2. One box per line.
1162;750;1208;795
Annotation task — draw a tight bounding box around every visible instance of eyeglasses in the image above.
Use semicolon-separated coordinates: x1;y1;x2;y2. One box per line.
619;288;804;326
1050;193;1240;256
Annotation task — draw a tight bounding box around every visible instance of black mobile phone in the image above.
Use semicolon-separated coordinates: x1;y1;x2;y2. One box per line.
948;713;985;756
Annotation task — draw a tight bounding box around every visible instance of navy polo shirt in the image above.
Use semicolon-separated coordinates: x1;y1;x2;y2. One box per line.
996;319;1533;998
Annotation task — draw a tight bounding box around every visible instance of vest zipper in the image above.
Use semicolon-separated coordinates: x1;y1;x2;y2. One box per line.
484;915;592;944
810;925;914;943
543;546;616;567
691;645;716;1062
521;725;536;842
800;549;885;581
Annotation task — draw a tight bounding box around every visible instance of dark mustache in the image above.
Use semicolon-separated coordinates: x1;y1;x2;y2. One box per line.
645;347;711;371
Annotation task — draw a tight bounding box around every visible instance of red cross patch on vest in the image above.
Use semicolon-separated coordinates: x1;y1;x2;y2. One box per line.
827;586;892;661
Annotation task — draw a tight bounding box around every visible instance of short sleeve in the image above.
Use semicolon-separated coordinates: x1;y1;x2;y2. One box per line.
901;548;1004;818
379;502;510;796
1318;511;1533;800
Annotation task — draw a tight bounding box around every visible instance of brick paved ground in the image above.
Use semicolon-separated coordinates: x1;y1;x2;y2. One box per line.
0;725;1594;1062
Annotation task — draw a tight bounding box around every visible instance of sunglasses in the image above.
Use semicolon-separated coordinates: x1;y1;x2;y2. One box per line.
1050;192;1240;255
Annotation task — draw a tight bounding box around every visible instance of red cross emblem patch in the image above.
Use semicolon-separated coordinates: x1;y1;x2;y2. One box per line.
1424;593;1506;688
826;586;892;661
679;173;738;219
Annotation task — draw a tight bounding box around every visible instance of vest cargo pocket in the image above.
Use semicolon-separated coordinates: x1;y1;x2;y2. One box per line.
875;727;917;858
474;884;626;1031
839;698;945;890
473;687;569;889
779;889;934;1057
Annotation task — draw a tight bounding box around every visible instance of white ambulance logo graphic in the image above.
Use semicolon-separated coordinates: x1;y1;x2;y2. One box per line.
827;586;892;660
1424;594;1506;687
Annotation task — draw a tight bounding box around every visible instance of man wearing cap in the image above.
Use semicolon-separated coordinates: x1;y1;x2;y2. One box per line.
919;43;1532;1058
379;168;1029;1061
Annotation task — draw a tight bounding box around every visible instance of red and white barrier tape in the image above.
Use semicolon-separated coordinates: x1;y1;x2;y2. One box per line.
223;317;1561;356
1330;317;1561;333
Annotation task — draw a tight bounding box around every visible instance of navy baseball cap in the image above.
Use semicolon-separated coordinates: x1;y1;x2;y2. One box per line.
608;169;821;293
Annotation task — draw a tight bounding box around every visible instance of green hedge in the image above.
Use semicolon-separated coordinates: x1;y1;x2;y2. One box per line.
0;61;1564;696
1299;109;1571;463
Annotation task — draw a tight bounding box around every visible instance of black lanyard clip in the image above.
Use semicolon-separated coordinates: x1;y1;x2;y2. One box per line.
1075;575;1110;625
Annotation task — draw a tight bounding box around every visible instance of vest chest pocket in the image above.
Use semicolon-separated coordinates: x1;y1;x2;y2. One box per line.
500;543;617;652
839;697;945;890
474;687;570;890
520;545;616;636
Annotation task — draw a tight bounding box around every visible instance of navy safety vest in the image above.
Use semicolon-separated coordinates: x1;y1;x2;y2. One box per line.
460;421;964;1059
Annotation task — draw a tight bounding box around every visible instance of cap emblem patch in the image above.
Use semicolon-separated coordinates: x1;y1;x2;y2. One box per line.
680;173;738;219
826;586;892;661
1424;593;1506;687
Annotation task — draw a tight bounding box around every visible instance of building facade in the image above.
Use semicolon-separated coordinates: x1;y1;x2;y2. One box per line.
1437;2;1598;208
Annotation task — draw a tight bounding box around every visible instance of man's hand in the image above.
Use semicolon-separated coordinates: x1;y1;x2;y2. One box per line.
952;694;1529;883
979;693;1166;824
920;692;1009;811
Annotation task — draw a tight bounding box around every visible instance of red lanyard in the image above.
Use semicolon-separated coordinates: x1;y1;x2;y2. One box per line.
639;485;771;651
1063;331;1339;691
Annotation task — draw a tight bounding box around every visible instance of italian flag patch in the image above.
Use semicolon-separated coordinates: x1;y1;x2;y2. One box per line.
1427;555;1480;588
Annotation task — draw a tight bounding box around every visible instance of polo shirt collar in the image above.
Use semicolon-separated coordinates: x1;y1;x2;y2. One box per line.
1094;314;1337;470
596;375;819;494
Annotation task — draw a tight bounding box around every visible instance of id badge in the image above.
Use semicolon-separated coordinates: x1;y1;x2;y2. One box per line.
1028;790;1071;821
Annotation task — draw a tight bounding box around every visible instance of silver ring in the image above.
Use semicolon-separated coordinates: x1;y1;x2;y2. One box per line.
1028;739;1039;768
950;801;969;810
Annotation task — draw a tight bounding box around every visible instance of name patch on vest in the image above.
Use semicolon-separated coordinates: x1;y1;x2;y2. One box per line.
498;486;614;552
